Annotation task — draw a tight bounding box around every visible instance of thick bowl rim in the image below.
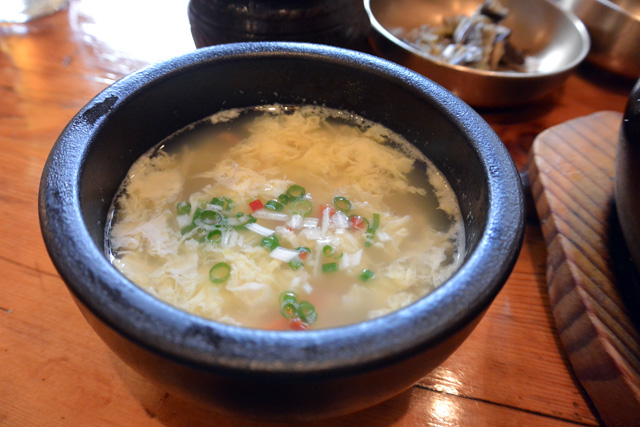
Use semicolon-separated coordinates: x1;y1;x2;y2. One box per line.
364;0;591;79
39;41;524;376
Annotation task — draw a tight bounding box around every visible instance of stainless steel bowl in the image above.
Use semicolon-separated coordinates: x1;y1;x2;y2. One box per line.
365;0;591;107
556;0;640;79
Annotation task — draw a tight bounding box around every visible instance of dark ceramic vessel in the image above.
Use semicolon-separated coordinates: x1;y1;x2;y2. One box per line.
188;0;371;50
615;78;640;272
39;42;524;422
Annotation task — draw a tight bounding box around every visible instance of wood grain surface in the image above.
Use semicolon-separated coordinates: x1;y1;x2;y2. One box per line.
529;112;640;427
0;6;636;427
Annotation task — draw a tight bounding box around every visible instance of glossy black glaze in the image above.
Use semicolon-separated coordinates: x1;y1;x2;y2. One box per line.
188;0;371;50
616;78;640;270
38;42;525;421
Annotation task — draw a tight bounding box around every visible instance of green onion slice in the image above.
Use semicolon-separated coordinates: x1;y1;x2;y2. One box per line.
180;224;196;235
260;235;280;251
364;233;374;247
333;196;352;213
192;207;203;222
281;302;298;319
368;213;381;233
289;198;313;216
279;290;298;305
192;227;208;242
176;201;191;215
232;213;257;230
289;259;304;270
206;229;222;243
322;262;339;273
297;300;317;324
359;269;375;282
210;196;234;211
364;214;381;247
278;193;290;204
286;184;306;199
264;200;285;212
209;262;231;284
196;209;224;227
322;245;334;257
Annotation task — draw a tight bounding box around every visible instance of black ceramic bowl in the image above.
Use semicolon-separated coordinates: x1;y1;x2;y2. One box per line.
188;0;371;50
39;42;524;422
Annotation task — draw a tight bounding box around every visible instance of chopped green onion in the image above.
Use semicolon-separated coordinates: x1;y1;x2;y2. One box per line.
322;245;334;257
211;196;234;211
260;235;280;251
289;259;304;270
232;213;257;230
206;229;222;243
333;196;352;213
364;233;374;247
278;193;290;204
209;262;231;284
180;224;196;235
322;262;338;273
176;201;191;215
286;184;306;199
368;213;381;233
279;290;298;305
359;269;375;282
192;227;208;242
281;302;298;319
289;198;313;216
364;213;380;247
181;224;207;242
264;200;285;212
196;209;224;227
297;300;317;324
192;207;203;222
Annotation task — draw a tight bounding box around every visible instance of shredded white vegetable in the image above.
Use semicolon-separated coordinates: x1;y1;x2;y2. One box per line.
245;222;275;237
269;247;301;263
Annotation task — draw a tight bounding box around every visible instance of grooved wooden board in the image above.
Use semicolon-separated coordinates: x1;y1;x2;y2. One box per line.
528;111;640;427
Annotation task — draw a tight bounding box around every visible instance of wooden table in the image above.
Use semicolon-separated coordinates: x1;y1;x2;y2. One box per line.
1;6;635;426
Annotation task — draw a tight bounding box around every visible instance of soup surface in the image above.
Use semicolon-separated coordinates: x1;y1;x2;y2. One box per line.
106;105;464;330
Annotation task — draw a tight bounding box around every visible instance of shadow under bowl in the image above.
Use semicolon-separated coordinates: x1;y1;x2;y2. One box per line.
38;42;524;422
365;0;591;107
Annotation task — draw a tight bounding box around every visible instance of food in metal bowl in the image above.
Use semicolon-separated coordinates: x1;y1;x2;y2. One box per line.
392;0;535;72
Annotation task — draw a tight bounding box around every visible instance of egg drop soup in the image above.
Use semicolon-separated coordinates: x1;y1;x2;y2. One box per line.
106;105;464;330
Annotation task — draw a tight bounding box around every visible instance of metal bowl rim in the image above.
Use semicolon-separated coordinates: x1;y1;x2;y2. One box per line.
364;0;591;79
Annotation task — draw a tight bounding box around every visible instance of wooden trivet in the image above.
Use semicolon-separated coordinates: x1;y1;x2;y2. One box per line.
528;111;640;427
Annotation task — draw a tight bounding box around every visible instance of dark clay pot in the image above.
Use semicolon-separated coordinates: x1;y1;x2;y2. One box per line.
188;0;371;50
615;78;640;271
38;42;524;422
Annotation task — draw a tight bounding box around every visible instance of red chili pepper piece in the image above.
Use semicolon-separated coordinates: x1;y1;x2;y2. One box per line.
289;317;309;330
319;204;336;218
349;215;365;230
249;199;263;211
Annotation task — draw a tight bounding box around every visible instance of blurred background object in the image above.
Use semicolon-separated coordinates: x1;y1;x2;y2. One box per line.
0;0;68;23
555;0;640;79
365;0;590;107
188;0;371;51
68;0;195;76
